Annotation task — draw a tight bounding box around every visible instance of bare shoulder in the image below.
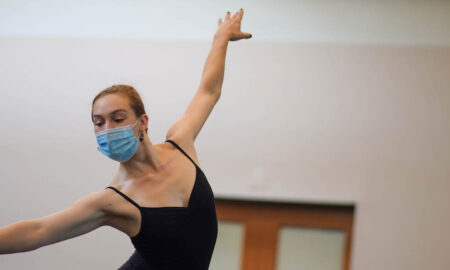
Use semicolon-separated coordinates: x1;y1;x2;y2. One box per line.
72;189;119;216
165;136;200;167
72;188;135;219
72;189;111;210
100;187;137;215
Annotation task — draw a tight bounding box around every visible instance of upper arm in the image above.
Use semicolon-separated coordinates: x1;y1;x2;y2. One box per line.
34;191;108;249
166;88;220;143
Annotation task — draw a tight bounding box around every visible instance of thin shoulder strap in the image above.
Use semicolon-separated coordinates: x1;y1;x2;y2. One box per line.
105;186;141;210
165;139;197;167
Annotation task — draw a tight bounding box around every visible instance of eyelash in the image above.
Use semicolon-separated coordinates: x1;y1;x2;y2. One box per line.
95;119;124;126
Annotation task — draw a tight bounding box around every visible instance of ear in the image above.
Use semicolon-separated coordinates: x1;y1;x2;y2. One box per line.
139;114;149;133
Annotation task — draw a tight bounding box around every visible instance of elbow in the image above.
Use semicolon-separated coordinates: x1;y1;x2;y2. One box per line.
31;220;52;251
29;223;45;251
19;220;44;252
201;87;221;98
199;81;222;97
208;88;222;100
19;220;45;252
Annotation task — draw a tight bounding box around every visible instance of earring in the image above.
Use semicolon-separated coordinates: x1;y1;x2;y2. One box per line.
139;131;144;142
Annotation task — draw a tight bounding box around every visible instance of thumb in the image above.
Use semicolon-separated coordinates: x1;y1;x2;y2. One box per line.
244;32;252;38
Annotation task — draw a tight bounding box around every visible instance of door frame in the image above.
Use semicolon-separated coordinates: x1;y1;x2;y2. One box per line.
215;198;355;270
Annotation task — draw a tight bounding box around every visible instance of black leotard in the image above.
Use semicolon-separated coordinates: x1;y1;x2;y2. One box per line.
105;139;218;270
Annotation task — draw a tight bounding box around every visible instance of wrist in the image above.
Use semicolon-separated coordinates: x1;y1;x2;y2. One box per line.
214;30;231;41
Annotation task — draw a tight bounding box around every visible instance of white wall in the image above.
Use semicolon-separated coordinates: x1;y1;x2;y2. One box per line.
1;0;450;45
0;1;449;270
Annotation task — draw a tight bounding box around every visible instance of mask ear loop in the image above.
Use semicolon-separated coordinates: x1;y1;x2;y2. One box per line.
133;118;145;142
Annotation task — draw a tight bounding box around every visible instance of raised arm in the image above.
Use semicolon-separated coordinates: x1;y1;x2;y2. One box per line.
166;9;252;144
199;9;252;93
0;190;108;254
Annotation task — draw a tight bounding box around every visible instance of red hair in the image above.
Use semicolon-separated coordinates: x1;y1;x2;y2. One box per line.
92;84;148;132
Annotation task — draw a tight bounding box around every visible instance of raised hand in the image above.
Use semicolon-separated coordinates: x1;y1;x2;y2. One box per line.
216;8;252;41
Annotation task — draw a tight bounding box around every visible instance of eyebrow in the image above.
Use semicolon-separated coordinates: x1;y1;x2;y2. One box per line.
92;109;128;119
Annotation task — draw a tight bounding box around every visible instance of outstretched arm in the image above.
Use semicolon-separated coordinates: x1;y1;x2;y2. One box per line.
0;191;108;254
166;9;252;143
200;8;252;94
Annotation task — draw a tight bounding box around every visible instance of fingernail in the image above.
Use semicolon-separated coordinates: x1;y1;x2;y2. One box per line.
249;34;252;38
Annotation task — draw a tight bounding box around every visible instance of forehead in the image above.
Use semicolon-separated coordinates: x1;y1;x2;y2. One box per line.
92;94;132;116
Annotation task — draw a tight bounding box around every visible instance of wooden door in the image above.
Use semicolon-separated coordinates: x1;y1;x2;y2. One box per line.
213;198;354;270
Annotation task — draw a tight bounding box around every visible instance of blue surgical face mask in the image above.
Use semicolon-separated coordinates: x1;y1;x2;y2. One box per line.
95;119;141;162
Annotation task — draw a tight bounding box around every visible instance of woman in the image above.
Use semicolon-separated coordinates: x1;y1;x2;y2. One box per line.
0;8;251;269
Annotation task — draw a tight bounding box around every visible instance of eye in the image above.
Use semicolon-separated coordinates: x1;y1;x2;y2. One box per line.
114;119;124;123
95;122;103;127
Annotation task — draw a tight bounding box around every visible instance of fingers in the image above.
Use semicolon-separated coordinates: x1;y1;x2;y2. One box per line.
218;18;223;26
237;8;244;23
231;10;239;20
233;9;244;21
224;8;244;22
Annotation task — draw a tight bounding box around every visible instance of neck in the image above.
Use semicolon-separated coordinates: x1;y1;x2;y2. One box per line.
116;135;163;181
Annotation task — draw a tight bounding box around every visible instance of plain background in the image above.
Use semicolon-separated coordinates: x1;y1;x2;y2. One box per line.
0;0;449;269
